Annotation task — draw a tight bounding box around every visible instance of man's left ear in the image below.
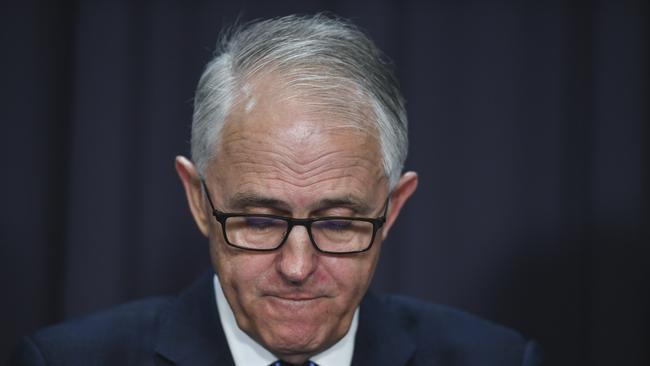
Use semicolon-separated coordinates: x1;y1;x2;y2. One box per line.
382;171;418;239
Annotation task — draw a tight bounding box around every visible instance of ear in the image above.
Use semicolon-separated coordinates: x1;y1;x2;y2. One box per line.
175;156;211;237
381;171;418;240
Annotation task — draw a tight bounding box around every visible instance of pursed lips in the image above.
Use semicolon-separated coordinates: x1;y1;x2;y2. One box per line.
267;294;326;301
264;293;329;305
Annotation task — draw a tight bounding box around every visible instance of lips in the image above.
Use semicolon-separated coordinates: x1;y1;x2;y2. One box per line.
267;294;325;301
263;293;329;309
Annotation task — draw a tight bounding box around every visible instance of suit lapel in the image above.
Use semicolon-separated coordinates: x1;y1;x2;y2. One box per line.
352;292;416;366
154;271;235;366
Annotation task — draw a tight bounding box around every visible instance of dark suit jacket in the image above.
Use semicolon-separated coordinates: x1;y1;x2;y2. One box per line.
11;272;542;365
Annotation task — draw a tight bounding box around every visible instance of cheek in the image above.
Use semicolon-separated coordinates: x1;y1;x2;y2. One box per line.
209;238;275;294
321;252;378;299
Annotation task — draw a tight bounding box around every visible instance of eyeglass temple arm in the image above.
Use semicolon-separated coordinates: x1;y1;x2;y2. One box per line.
200;179;218;212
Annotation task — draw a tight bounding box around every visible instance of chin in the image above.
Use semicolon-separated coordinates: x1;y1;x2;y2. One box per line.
257;318;332;356
243;296;349;356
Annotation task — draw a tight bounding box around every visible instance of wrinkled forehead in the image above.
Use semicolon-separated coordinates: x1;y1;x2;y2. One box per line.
219;73;382;156
239;71;378;132
206;76;387;203
220;85;382;160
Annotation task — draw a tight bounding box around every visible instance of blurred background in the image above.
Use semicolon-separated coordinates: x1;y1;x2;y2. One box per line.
1;0;648;365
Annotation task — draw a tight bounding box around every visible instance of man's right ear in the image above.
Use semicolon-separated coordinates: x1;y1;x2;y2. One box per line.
175;156;211;237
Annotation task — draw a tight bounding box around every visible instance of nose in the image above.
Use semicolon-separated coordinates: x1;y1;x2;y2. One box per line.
276;225;318;284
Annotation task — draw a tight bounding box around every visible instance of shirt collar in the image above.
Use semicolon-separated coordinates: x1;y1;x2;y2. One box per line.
213;274;358;366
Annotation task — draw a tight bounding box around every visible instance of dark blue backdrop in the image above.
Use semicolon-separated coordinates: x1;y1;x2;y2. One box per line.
1;1;648;365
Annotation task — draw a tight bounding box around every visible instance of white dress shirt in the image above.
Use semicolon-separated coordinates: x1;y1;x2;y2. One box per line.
213;275;358;366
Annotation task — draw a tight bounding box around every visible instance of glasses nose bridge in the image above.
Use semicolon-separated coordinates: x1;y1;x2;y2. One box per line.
283;218;315;246
288;217;313;227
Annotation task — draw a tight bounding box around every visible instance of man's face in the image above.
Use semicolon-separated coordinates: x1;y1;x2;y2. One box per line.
177;80;417;363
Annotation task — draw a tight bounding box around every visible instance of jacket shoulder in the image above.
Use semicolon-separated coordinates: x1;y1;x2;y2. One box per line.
377;294;542;365
13;297;172;366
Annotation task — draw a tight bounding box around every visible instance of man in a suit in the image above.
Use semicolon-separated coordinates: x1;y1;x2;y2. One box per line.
12;14;542;366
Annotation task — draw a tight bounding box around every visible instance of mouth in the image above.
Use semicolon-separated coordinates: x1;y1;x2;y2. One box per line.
264;294;328;306
261;294;332;321
268;294;323;301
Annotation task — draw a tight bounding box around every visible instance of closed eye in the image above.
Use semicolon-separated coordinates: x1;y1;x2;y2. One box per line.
315;219;353;231
245;217;282;230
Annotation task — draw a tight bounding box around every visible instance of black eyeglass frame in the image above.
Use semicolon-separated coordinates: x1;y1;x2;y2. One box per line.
201;180;389;254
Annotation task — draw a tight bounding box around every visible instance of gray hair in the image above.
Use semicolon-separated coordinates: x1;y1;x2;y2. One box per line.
191;14;408;188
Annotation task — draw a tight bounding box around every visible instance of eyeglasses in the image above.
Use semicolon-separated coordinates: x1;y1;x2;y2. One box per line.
201;180;388;254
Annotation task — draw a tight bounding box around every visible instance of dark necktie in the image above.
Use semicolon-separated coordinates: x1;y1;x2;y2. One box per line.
271;360;318;366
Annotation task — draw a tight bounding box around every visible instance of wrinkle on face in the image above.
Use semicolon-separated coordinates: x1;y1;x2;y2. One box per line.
215;126;384;212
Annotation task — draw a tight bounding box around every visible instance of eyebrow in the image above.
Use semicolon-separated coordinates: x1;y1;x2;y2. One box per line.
227;192;292;213
227;192;373;215
314;196;373;215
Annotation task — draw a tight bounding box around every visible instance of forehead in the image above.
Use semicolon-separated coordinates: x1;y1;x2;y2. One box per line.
209;80;387;206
